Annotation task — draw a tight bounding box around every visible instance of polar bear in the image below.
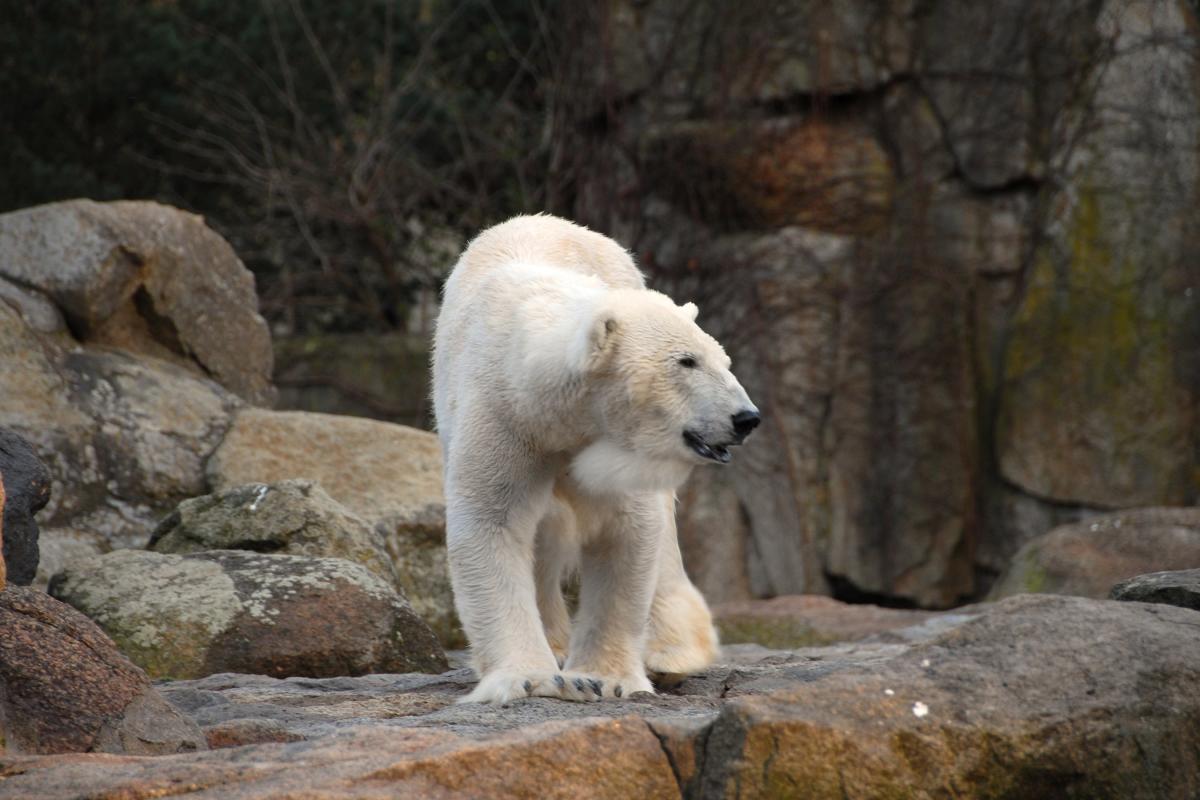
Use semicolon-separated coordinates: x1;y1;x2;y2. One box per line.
433;215;760;704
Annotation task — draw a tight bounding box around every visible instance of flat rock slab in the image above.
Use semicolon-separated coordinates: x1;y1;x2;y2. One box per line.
4;595;1199;798
713;594;940;648
1110;568;1200;611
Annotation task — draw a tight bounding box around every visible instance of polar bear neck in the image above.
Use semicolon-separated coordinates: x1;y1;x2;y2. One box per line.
568;439;694;495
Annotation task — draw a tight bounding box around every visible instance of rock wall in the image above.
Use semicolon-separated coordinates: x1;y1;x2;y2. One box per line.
564;0;1200;606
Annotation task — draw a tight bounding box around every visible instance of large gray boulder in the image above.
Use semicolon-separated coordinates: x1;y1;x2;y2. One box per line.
0;199;273;404
48;549;447;680
2;595;1198;798
0;585;205;755
2;337;243;583
0;200;271;578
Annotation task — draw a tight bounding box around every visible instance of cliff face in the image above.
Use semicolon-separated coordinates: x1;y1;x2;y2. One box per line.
565;0;1200;606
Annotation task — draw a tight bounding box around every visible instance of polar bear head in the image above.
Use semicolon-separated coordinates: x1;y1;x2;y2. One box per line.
568;289;760;493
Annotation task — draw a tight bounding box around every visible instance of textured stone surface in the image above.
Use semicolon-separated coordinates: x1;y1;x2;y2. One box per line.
208;409;460;645
995;1;1200;510
3;596;1198;798
273;332;431;430
0;718;679;800
149;479;401;598
48;549;447;680
31;527;109;589
0;585;205;755
58;350;241;548
0;302;242;553
714;594;940;649
0;199;270;559
1110;568;1200;611
989;508;1200;601
0;428;51;585
565;0;1200;607
675;465;753;604
0;478;5;589
209;409;443;525
0;199;273;404
696;595;1200;798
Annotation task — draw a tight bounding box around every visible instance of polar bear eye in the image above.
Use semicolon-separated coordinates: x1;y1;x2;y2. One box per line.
677;356;698;369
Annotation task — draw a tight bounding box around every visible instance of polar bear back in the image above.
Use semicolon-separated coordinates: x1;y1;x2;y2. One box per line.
452;215;644;293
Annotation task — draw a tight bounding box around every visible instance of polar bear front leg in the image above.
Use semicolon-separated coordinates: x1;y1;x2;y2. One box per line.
446;447;603;705
563;495;663;698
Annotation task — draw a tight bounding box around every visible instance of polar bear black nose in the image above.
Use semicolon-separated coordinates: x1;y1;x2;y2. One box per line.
732;409;761;440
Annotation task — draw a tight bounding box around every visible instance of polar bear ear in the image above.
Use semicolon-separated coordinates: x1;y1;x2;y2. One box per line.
570;309;619;372
680;302;699;321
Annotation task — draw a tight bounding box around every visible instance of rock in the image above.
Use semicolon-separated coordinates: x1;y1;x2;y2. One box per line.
666;224;978;607
273;332;431;429
380;504;463;648
0;478;4;589
32;527;109;589
675;465;753;604
643;117;893;234
58;350;242;548
713;594;940;649
0;199;273;404
148;479;401;597
48;549;447;680
4;595;1199;798
0;429;51;585
0;585;205;755
202;718;306;749
209;409;443;526
1110;569;1200;612
697;594;1200;797
0;717;680;800
995;0;1200;509
208;409;461;645
989;508;1200;601
0;199;266;556
564;0;1200;609
0;301;242;552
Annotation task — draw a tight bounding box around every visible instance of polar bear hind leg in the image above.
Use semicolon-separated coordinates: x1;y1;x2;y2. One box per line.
643;493;720;681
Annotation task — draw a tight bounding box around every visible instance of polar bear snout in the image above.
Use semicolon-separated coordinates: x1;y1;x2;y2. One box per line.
731;409;761;442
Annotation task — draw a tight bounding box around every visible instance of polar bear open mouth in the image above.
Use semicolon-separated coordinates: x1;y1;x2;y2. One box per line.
683;430;733;463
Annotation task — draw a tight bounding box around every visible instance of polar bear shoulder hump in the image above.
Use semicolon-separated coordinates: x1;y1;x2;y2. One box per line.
458;214;645;291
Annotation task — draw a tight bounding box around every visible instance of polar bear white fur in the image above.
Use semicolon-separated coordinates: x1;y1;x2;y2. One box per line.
433;215;760;704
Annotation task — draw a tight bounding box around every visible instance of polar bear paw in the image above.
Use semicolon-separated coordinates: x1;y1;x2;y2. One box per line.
459;669;654;705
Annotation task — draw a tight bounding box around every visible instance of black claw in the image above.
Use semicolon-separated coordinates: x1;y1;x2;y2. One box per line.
573;678;586;692
614;685;623;698
589;679;603;696
523;680;533;695
554;674;566;690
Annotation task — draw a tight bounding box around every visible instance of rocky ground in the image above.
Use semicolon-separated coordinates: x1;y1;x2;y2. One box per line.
3;593;1199;798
